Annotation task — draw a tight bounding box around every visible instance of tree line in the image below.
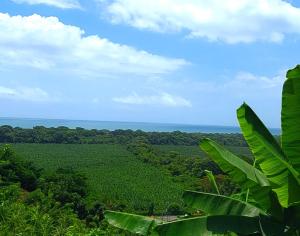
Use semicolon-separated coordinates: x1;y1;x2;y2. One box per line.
0;125;248;146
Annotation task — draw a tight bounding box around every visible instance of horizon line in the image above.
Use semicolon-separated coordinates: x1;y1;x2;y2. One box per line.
0;116;281;130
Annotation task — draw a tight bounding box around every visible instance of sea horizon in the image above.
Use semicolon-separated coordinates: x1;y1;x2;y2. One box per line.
0;117;281;135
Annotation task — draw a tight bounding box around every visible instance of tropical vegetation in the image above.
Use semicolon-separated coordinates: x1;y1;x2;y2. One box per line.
104;65;300;235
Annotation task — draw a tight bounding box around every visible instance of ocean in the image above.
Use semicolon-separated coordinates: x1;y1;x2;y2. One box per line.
0;117;281;135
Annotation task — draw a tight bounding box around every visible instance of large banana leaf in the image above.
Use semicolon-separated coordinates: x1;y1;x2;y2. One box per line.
237;103;300;207
200;138;271;209
154;215;260;235
282;65;300;173
105;210;159;235
183;191;265;217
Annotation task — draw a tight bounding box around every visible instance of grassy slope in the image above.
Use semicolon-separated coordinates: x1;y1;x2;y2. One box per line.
8;143;184;213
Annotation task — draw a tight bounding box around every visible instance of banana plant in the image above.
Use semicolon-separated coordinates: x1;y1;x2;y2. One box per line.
104;65;300;235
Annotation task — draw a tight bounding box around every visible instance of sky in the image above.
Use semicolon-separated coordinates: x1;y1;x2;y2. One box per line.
0;0;300;128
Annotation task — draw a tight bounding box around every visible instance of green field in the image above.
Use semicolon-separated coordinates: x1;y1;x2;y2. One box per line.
4;142;252;214
8;143;184;213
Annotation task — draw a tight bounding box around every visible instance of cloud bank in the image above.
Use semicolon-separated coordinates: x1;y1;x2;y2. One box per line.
0;13;187;78
100;0;300;43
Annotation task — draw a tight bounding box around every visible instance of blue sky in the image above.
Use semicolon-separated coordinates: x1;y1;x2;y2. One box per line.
0;0;300;128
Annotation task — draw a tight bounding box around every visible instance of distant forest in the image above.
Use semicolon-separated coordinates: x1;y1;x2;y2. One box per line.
0;125;248;146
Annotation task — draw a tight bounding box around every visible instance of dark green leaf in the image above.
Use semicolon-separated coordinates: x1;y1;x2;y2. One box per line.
155;215;260;235
259;215;285;236
207;215;260;235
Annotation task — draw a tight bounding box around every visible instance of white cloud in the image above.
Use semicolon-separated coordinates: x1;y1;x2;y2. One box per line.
234;71;284;88
0;86;53;102
11;0;82;9
0;13;187;78
113;92;192;107
191;70;285;92
185;70;285;105
99;0;300;43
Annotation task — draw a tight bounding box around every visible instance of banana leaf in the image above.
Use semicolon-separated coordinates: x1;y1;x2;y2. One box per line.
183;191;265;217
154;215;260;236
200;138;271;209
282;65;300;173
183;191;265;216
237;103;300;207
105;210;159;235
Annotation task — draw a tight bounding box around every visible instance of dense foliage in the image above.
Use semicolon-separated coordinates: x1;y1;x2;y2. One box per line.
0;146;41;191
0;146;128;235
